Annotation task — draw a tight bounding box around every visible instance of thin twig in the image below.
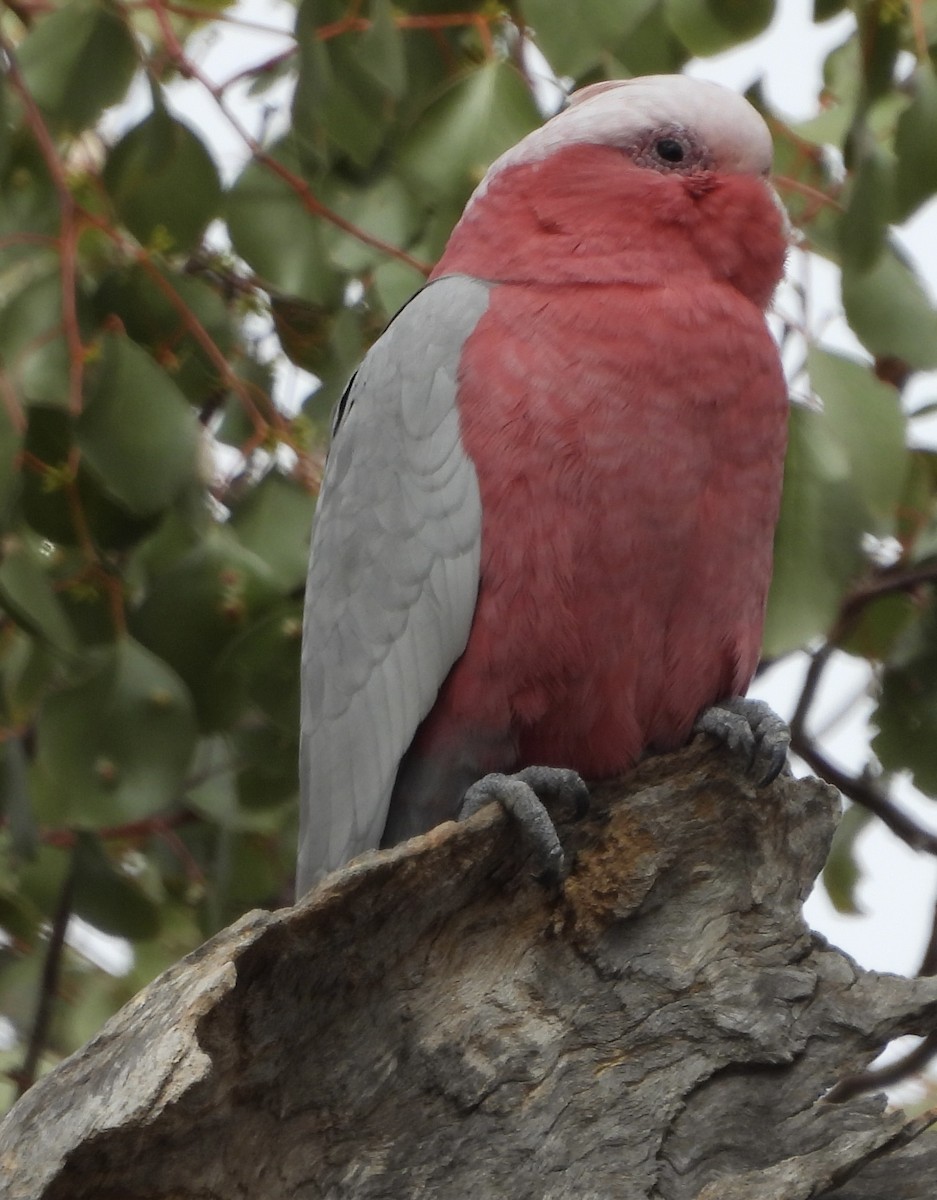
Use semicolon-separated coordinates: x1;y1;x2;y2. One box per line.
144;0;430;276
826;1033;937;1104
909;0;930;63
839;562;937;626
1;35;86;416
12;845;77;1097
793;732;937;855
919;894;937;977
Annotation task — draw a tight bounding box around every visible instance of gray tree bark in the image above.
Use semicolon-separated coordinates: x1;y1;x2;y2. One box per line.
2;742;936;1199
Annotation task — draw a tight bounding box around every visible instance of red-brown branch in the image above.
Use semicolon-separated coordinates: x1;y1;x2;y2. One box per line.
143;0;432;276
910;0;930;63
314;10;497;58
38;810;197;850
1;37;86;416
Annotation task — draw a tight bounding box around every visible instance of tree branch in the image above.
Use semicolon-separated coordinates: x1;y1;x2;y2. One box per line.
10;846;77;1098
3;746;937;1198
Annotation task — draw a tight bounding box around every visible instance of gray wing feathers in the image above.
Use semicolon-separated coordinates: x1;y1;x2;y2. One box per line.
297;276;490;894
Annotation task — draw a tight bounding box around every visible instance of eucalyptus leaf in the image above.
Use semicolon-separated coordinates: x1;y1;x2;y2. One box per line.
226;150;342;304
664;0;774;56
72;832;162;939
103;103;222;253
842;246;937;371
0;540;78;655
78;333;201;517
400;61;540;202
33;638;198;827
17;0;138;134
821;804;871;915
523;0;655;80
873;606;937;798
130;531;283;730
837;146;893;274
807;346;907;531
763;404;866;657
229;473;316;591
894;62;937;221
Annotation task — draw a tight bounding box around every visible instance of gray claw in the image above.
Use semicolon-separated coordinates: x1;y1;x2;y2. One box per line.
460;766;589;883
513;766;591;819
694;697;789;787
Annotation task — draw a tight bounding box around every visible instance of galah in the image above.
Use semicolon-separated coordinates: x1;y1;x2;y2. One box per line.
297;74;790;897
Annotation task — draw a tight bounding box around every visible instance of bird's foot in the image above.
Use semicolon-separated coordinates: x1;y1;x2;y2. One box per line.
459;766;589;884
694;697;789;786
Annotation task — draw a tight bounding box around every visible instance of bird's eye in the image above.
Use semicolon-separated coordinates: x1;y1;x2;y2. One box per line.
655;138;686;164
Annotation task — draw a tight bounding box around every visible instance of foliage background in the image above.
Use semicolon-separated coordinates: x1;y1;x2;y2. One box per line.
2;0;937;1110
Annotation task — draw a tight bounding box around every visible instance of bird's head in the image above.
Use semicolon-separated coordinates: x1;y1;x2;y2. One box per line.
434;75;789;307
478;74;775;190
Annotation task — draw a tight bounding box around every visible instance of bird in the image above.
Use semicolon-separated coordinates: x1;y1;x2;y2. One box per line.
296;73;791;897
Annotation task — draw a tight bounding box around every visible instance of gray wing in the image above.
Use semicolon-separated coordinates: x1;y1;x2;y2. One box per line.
296;275;491;895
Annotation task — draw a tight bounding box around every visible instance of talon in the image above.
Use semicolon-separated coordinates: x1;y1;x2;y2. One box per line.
694;697;789;786
513;766;591;820
459;766;589;883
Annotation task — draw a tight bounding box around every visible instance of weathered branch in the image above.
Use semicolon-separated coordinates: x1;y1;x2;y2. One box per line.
2;742;937;1199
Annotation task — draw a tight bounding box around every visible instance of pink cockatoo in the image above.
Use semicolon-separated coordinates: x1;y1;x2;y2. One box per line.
297;74;790;896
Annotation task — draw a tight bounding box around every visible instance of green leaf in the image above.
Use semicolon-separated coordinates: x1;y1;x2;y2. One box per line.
33;638;198;827
523;0;655;80
19;396;160;547
2;633;63;724
356;0;407;97
771;120;840;258
763;403;866;657
17;400;160;551
213;829;283;918
282;303;367;411
17;0;138;134
0;262;72;409
0;384;22;527
235;722;299;811
229;473;316;591
893;62;937;221
664;0;774;56
612;4;688;75
839;592;918;662
321;173;423;275
93;264;235;405
103;101;222;253
814;0;848;17
15;843;71;920
400;61;541;203
226;148;342;305
837;146;893;274
292;0;399;170
370;259;425;322
1;736;38;861
0;882;41;947
187;727;296;827
900;451;937;562
821;804;871;914
78;333;201;517
20;405;78;545
873;603;937;798
0;540;78;654
130;530;283;730
220;601;304;732
856;1;900;102
807;347;907;532
842;246;937;371
0;137;60;275
71;832;161;939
